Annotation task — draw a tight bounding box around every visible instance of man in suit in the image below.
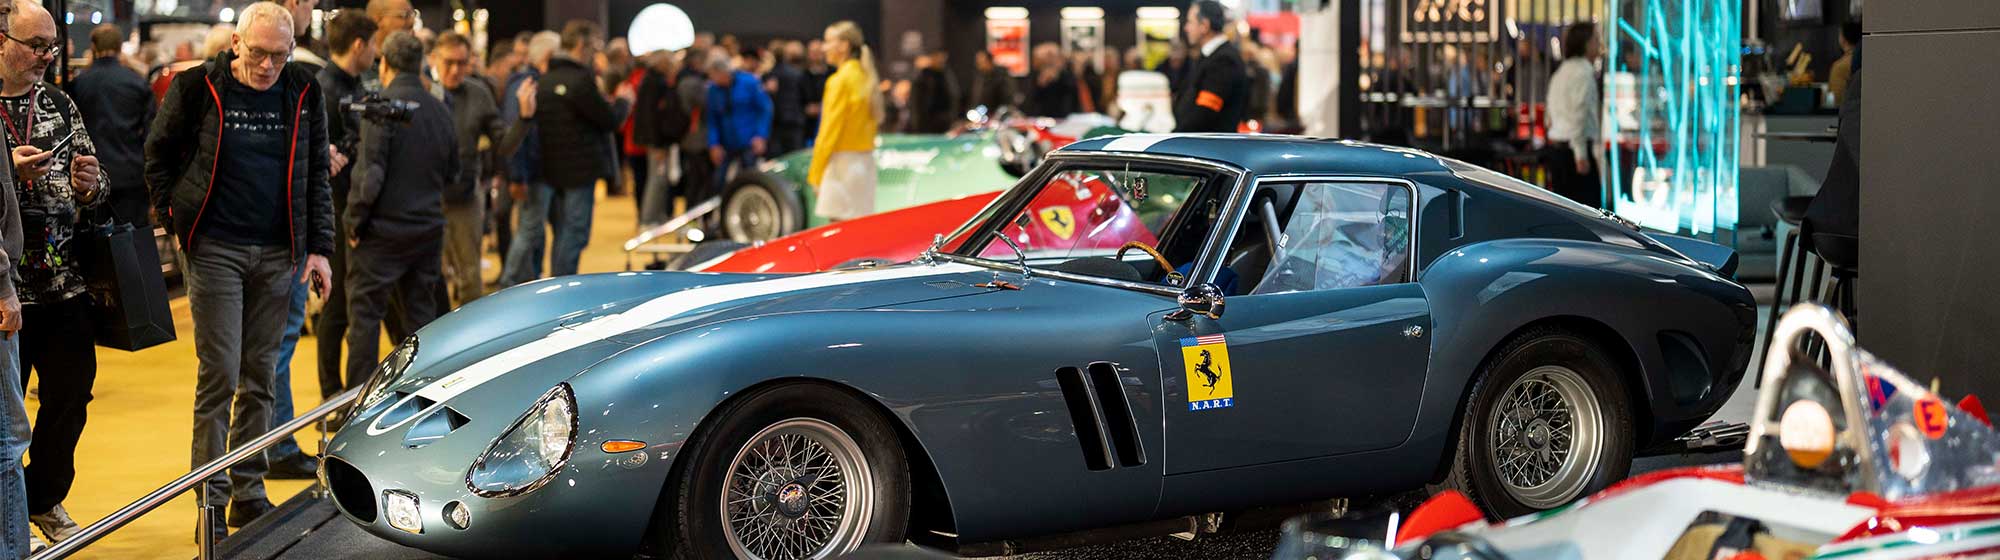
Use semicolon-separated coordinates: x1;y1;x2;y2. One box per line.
1173;0;1249;133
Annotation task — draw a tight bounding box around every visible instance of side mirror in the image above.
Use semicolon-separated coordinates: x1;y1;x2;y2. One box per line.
1167;283;1226;321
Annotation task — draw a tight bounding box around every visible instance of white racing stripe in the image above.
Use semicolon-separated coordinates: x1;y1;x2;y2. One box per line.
366;263;979;436
1101;134;1174;152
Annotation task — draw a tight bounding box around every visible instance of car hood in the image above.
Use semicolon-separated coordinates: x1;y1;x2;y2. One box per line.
342;262;999;447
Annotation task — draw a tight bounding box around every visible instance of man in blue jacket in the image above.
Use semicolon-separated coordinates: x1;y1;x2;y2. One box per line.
703;50;770;195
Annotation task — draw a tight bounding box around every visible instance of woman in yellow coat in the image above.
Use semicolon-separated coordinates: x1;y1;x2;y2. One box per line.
810;21;883;221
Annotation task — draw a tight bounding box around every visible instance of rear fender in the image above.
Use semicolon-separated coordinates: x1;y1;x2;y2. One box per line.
1413;238;1755;455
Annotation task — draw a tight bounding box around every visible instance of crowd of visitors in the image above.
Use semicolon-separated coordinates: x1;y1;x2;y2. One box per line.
0;0;1290;555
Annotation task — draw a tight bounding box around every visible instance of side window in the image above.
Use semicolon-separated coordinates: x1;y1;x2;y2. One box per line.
1251;182;1414;295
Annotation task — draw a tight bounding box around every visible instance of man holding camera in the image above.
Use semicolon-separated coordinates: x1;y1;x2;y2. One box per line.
144;2;333;537
343;31;457;394
0;0;105;543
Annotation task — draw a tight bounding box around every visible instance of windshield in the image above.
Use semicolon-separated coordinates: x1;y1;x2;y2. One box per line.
949;164;1209;285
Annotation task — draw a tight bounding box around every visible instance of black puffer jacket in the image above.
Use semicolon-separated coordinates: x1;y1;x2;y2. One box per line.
536;56;628;189
144;51;334;258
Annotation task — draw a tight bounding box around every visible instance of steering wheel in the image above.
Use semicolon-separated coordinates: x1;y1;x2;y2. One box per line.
1117;242;1185;285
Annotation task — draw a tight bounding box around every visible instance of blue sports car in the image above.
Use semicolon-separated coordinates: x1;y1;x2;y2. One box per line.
321;134;1756;559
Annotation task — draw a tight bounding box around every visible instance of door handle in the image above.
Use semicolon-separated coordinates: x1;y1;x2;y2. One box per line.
1403;325;1425;339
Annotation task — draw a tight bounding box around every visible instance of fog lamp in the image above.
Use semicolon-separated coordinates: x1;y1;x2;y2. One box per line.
383;490;423;534
444;500;472;530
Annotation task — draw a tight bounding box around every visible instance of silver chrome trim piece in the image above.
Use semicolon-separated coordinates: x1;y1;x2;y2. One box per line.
464;384;580;499
937;253;1181;297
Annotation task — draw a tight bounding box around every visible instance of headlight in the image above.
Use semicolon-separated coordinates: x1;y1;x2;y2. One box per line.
466;384;577;496
356;338;419;413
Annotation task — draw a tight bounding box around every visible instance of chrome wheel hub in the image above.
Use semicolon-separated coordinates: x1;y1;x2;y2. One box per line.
721;418;874;560
1487;366;1605;509
725;188;783;243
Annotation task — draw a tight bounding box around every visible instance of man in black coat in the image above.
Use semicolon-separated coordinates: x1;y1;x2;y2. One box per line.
71;24;153;225
965;49;1016;113
531;20;632;278
343;30;459;406
1173;0;1249;133
909;50;960;134
765;42;811;156
1025;43;1079;118
143;4;333;535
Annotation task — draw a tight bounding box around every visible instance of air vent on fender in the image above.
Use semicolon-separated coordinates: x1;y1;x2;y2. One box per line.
375;393;438;428
1055;362;1147;471
403;405;472;448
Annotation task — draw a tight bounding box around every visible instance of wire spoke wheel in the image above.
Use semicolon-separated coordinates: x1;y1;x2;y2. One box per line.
721;418;875;560
1486;365;1604;509
725;185;784;243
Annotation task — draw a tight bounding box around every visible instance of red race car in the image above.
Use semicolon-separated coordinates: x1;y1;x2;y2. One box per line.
688;169;1159;273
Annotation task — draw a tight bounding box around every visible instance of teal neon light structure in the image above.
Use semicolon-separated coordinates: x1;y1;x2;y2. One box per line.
1605;0;1741;237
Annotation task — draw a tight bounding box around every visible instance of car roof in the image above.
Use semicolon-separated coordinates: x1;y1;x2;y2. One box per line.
1057;133;1456;178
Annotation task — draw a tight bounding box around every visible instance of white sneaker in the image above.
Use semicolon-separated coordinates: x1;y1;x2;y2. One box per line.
31;504;81;542
28;532;48;554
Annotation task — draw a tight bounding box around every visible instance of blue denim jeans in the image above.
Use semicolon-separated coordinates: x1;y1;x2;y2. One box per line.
270;277;307;460
2;334;32;558
548;183;595;278
500;182;552;286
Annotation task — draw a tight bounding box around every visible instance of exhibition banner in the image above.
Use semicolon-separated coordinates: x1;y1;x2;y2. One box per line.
987;19;1031;77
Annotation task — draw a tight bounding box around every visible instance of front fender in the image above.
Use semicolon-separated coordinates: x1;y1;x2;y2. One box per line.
1413;238;1755;454
570;296;1169;544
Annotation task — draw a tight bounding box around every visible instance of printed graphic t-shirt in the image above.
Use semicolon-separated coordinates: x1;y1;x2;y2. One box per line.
202;80;292;248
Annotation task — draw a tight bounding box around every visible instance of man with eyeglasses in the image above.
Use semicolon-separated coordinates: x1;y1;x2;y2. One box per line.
0;0;36;557
143;1;333;542
0;0;106;546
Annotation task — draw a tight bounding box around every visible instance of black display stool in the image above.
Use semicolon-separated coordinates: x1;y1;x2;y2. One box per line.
1758;196;1825;381
1811;232;1859;325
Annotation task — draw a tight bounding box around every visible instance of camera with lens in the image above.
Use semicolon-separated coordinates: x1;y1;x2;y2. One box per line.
342;94;418;123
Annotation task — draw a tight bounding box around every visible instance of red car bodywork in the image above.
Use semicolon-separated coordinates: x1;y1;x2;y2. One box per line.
694;172;1155;273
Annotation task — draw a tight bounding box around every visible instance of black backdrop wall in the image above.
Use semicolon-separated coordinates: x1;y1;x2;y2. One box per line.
1862;2;2000;402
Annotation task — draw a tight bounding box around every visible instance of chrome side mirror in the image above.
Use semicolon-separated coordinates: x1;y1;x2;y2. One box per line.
1167;283;1226;321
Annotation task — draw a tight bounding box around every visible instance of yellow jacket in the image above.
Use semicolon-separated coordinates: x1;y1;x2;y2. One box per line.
809;60;879;187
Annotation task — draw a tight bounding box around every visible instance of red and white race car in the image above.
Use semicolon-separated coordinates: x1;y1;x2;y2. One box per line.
1365;305;2000;560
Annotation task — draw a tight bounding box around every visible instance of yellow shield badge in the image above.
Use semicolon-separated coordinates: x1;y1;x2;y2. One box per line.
1181;334;1233;411
1038;207;1076;240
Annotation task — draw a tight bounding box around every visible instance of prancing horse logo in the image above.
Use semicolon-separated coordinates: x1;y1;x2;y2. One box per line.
1194;349;1224;395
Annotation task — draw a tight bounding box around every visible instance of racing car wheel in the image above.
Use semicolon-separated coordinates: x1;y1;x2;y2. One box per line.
1117;241;1185;285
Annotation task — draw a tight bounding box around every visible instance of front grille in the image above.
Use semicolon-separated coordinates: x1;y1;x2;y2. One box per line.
324;456;377;523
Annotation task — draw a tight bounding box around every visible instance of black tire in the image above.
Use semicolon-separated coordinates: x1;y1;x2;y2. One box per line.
1446;327;1635;519
721;172;806;244
670;240;751;271
662;384;911;559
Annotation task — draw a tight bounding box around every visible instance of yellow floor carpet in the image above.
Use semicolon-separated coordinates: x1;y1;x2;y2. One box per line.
23;185;648;559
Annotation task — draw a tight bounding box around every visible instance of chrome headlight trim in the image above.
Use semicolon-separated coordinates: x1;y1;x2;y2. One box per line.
354;337;420;416
463;383;579;498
